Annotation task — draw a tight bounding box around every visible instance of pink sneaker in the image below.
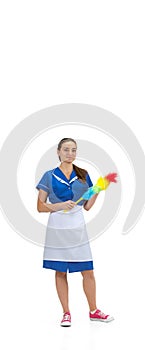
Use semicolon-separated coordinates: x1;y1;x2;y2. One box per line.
60;312;71;327
89;309;114;322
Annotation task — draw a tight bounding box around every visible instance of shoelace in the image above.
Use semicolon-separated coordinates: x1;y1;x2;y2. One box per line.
63;314;70;321
97;310;106;318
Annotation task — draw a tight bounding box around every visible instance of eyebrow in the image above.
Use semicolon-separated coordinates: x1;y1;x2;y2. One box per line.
63;147;77;150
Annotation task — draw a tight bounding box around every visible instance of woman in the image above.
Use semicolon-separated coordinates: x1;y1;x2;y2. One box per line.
36;138;114;326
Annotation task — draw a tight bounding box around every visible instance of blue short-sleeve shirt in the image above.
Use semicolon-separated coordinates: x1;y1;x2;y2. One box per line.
36;167;93;205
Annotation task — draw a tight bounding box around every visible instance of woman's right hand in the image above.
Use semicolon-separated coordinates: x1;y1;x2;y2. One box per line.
52;200;76;212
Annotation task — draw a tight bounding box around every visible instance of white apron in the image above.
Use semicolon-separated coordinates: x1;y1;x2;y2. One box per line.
43;205;93;262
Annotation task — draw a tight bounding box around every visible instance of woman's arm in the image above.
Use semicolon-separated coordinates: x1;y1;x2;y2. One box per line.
83;193;99;211
37;190;76;212
37;190;55;212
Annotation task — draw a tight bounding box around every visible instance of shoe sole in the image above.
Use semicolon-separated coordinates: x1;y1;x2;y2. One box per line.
61;322;71;327
90;317;114;323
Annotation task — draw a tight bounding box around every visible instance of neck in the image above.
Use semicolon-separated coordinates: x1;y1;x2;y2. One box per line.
59;162;73;173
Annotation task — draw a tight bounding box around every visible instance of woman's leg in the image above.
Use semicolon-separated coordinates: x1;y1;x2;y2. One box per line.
81;270;97;311
55;271;70;313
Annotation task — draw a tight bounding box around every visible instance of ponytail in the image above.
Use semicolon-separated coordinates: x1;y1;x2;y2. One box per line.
73;164;88;183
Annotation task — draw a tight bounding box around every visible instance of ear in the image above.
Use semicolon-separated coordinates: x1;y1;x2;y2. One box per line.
57;149;61;161
57;149;60;157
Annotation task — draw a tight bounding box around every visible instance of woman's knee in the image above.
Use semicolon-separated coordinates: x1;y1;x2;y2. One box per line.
55;271;67;278
81;270;95;279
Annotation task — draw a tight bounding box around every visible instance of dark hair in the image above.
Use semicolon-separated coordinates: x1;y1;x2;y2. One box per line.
57;138;88;183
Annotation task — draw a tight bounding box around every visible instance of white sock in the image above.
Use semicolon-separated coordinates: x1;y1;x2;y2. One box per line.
90;309;97;314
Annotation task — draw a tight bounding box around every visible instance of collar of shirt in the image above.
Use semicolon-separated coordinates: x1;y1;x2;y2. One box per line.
52;167;78;187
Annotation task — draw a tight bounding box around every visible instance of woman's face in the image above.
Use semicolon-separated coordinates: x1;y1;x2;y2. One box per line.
57;141;77;163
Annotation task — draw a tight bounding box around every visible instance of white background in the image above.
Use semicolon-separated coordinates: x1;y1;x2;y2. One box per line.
0;1;145;349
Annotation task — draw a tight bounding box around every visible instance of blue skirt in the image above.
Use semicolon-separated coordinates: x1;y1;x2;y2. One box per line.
43;260;94;273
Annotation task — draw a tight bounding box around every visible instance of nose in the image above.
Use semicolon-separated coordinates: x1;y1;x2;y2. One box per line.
67;150;73;155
